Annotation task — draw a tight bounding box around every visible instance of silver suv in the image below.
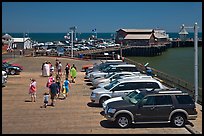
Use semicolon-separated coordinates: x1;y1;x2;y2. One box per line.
90;78;165;105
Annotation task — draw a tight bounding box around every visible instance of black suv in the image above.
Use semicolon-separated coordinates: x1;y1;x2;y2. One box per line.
103;89;197;128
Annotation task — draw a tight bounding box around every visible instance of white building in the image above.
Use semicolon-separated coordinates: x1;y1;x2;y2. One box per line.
12;37;33;49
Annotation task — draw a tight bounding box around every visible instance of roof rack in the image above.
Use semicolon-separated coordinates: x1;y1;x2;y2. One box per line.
158;91;182;94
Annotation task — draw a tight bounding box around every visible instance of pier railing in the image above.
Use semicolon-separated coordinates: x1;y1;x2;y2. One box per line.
125;58;202;104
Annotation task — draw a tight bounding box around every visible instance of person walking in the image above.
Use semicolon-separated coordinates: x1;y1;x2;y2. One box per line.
43;61;50;77
55;58;59;73
41;92;49;108
46;74;54;89
57;61;62;76
62;77;71;99
55;75;61;99
50;64;54;75
41;62;45;76
70;64;77;83
29;78;37;102
49;79;58;107
146;66;153;76
65;63;70;79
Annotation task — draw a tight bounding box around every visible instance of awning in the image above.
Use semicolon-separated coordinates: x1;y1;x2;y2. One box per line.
124;34;152;40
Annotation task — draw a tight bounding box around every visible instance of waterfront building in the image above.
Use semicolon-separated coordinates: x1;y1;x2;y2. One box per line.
12;37;33;49
2;33;13;46
153;29;170;44
115;28;169;46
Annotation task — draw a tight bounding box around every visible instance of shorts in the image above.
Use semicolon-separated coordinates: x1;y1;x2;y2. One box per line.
58;69;61;73
30;92;36;98
65;87;69;93
44;100;48;104
50;93;56;99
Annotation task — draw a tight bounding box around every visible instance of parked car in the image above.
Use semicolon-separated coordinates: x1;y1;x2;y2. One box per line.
85;60;125;78
2;62;23;75
2;60;23;69
103;89;197;128
89;64;139;81
2;70;8;87
97;75;155;89
90;77;165;106
82;64;94;72
91;71;142;88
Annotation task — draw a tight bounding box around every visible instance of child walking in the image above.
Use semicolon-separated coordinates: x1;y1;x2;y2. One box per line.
42;92;49;108
62;77;71;99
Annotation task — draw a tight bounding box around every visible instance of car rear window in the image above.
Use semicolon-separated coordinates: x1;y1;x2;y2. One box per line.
175;95;194;104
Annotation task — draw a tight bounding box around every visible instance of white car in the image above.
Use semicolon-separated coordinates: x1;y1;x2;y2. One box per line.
90;77;166;105
89;64;139;81
97;75;152;88
92;72;141;88
2;70;8;86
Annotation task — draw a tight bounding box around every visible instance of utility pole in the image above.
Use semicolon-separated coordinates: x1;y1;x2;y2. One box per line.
180;23;199;103
119;37;123;59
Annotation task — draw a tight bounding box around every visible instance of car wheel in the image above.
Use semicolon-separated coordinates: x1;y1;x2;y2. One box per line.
10;69;16;75
171;114;186;127
99;97;109;106
116;114;131;128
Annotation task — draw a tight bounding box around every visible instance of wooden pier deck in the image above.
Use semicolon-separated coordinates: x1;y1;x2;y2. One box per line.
76;45;168;58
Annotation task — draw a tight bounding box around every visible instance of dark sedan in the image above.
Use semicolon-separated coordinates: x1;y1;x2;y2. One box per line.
2;62;23;75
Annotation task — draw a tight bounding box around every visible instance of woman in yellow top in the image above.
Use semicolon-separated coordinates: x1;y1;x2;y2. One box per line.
70;64;77;83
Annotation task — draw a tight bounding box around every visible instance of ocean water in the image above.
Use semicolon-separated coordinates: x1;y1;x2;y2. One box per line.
128;47;202;88
3;33;116;42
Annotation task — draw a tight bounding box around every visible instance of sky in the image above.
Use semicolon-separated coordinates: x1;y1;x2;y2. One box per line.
2;2;202;33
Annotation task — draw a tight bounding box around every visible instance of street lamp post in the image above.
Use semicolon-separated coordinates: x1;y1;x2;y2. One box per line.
180;22;199;103
71;30;73;58
70;26;77;58
194;23;198;103
119;37;123;59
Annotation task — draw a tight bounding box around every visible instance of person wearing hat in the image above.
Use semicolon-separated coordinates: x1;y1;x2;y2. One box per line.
29;78;37;102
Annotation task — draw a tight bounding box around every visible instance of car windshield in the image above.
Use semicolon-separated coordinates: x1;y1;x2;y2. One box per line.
99;63;110;71
102;65;112;72
2;62;11;67
122;91;139;100
124;92;145;104
104;79;119;90
104;73;115;79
